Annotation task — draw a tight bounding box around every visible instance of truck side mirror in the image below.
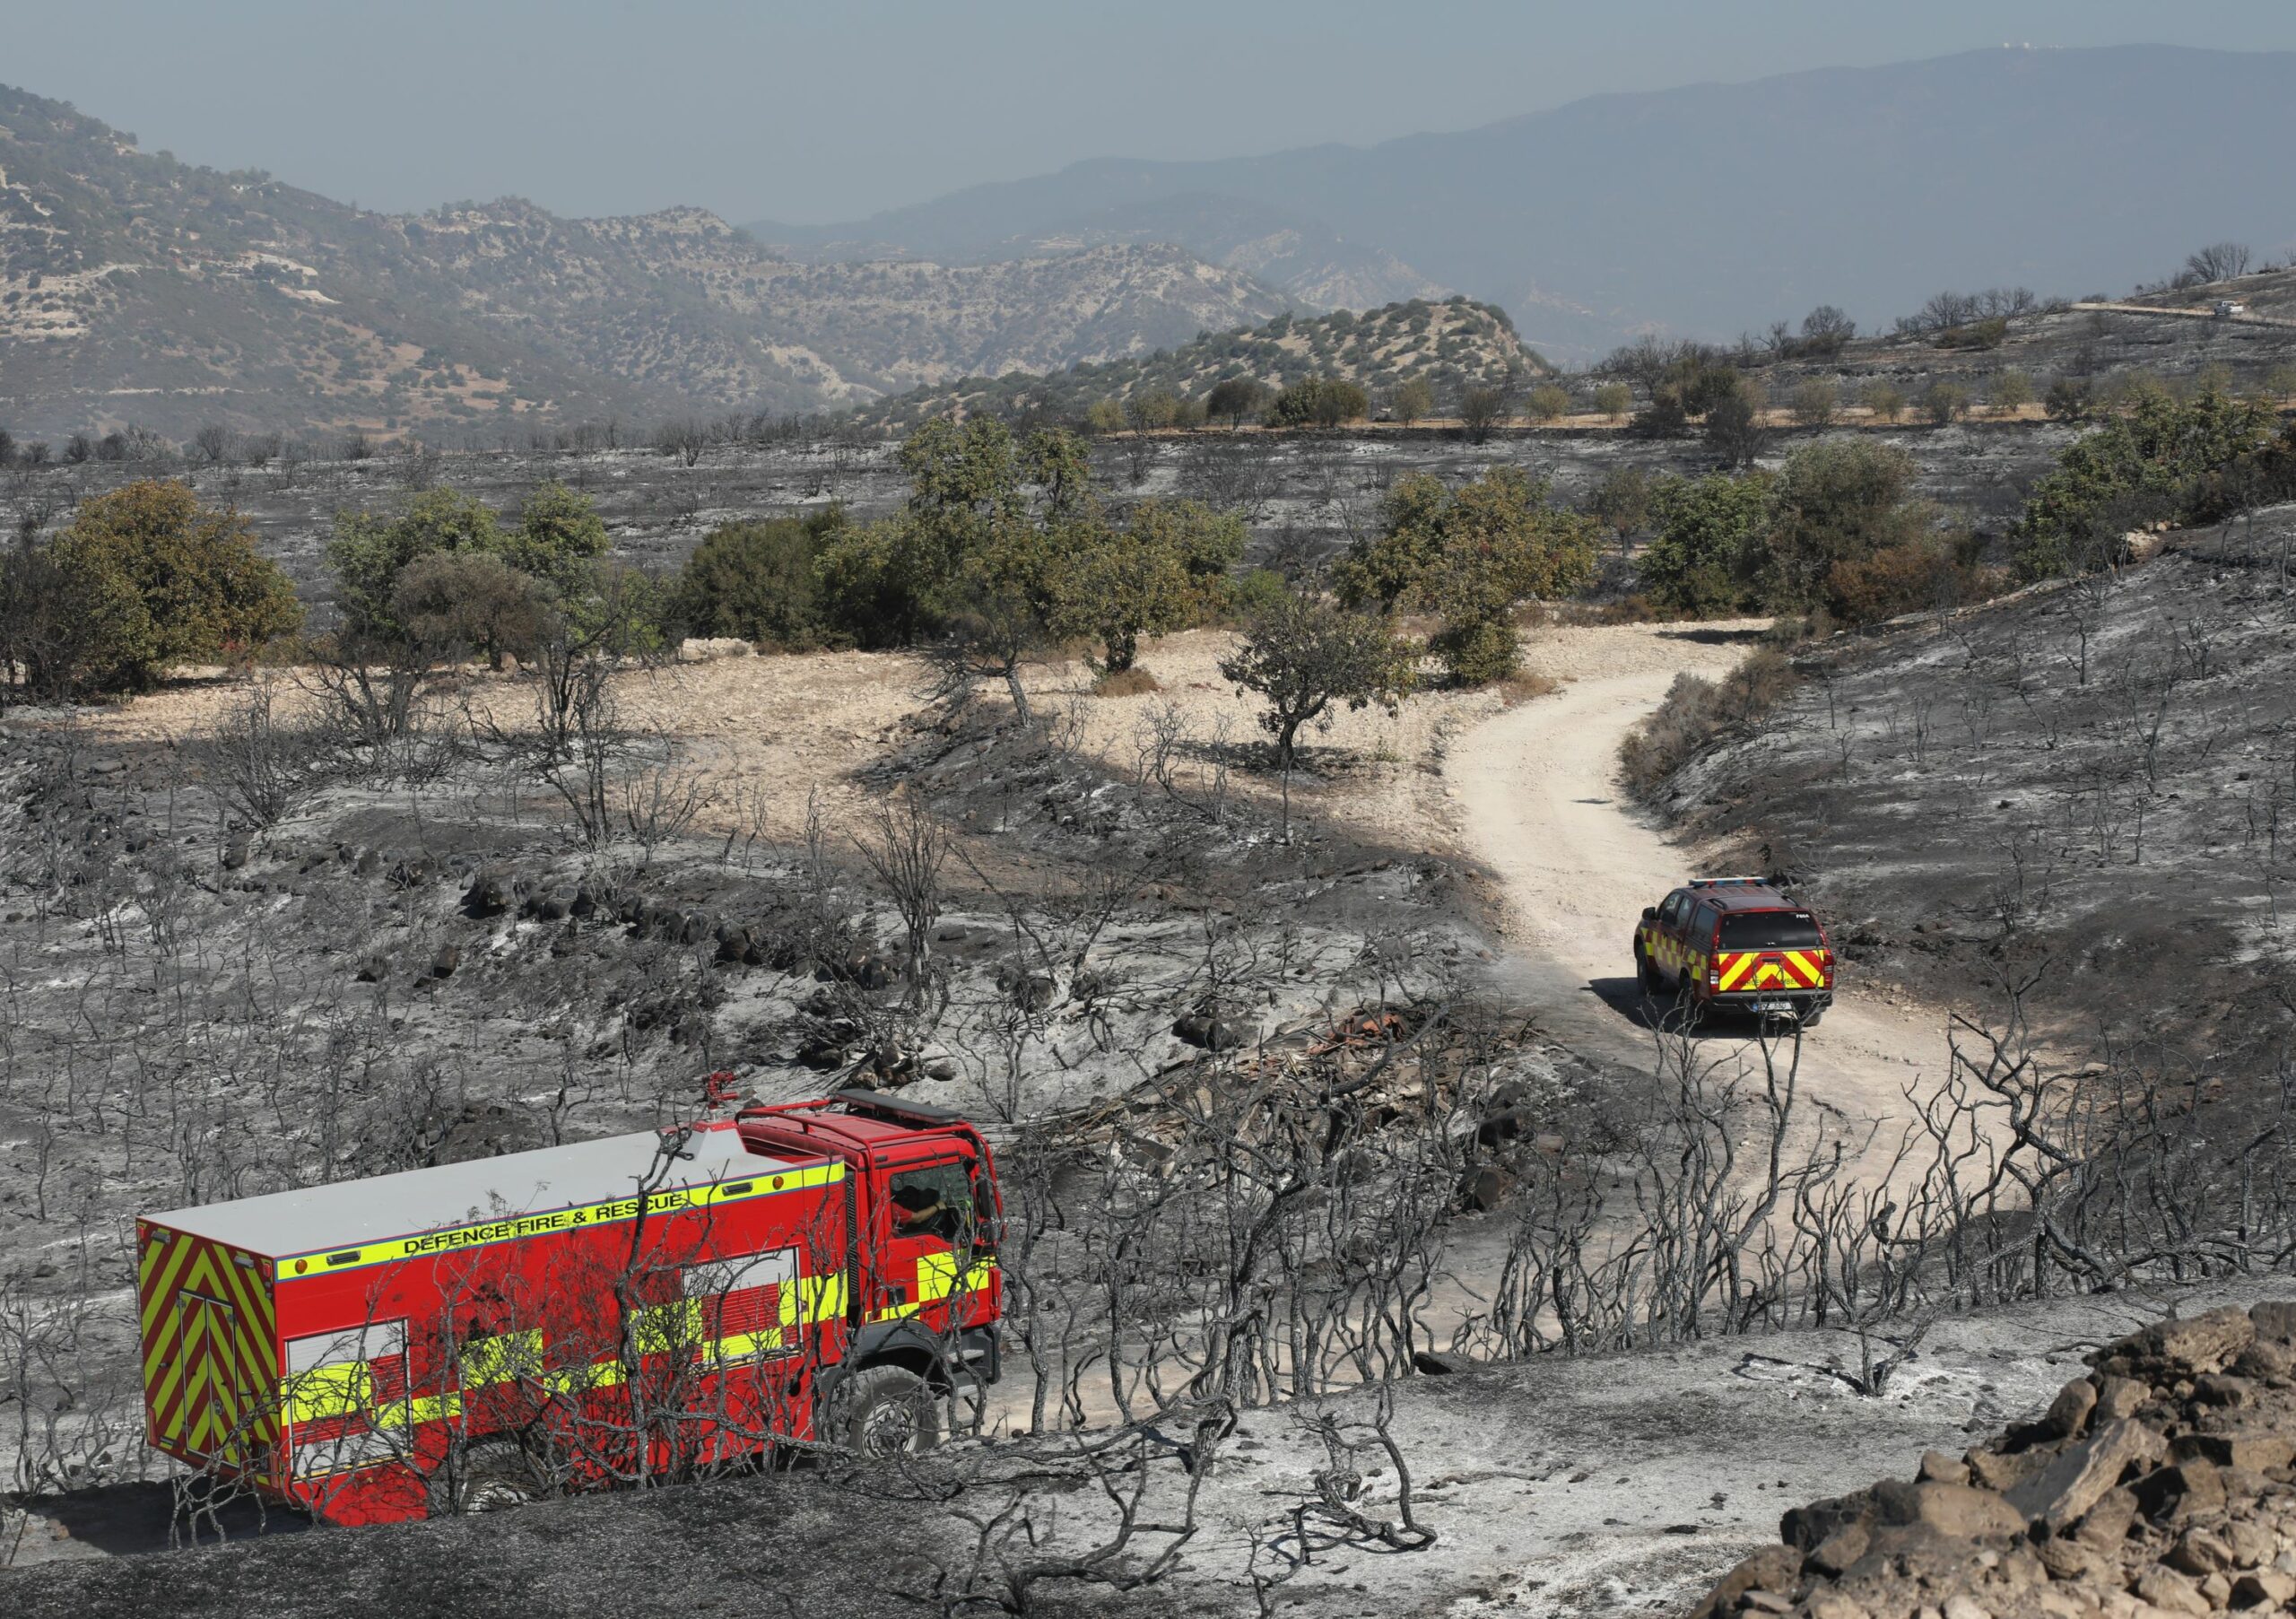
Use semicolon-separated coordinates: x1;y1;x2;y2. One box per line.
1641;906;1659;923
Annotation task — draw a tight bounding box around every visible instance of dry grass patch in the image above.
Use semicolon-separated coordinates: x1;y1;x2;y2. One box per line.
1090;666;1162;698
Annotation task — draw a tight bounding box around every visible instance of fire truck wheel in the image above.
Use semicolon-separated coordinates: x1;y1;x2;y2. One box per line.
836;1364;944;1458
1796;1003;1826;1029
1635;949;1660;995
431;1439;543;1515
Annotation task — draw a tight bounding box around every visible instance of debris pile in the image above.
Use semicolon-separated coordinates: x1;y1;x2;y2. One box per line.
1692;1302;2296;1618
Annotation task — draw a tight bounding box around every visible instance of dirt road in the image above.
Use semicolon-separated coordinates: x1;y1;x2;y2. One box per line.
1450;623;1953;1141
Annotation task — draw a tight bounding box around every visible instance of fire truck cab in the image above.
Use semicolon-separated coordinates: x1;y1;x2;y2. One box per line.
1633;875;1835;1027
136;1088;1002;1525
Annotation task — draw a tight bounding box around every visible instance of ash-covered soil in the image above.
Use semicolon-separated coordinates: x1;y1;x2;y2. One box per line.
1650;507;2296;1078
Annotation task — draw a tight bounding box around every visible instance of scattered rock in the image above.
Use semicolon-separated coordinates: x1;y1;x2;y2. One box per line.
462;871;510;918
1695;1301;2296;1619
1457;1162;1515;1213
429;944;461;979
1173;1010;1245;1050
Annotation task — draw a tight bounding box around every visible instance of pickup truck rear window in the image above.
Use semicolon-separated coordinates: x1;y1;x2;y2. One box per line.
1719;911;1823;951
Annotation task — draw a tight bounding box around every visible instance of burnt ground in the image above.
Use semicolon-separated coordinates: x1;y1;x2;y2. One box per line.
9;1278;2284;1619
1650;505;2296;1078
0;652;1595;1514
0;414;2077;610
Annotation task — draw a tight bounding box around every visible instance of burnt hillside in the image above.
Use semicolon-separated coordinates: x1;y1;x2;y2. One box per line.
1652;509;2296;1074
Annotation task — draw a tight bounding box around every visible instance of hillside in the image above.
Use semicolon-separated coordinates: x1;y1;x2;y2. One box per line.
855;295;1545;431
755;45;2296;362
1650;511;2296;1079
0;83;1289;440
753;190;1445;313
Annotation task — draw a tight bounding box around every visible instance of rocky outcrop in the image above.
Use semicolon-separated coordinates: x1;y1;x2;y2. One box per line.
1691;1302;2296;1618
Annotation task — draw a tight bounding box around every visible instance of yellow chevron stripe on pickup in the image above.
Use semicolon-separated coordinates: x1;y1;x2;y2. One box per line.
279;1162;845;1278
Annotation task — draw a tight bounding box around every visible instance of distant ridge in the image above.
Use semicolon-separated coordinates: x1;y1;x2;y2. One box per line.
750;45;2296;361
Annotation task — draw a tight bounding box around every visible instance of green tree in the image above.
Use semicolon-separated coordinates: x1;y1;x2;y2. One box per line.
1271;377;1370;429
2010;390;2274;579
1525;383;1571;424
1761;439;1926;611
1219;589;1414;774
1391;377;1434;426
503;482;610;600
673;509;841;646
1636;473;1772;614
1336;467;1596;683
1789;378;1837;428
1587;466;1652;555
48;480;301;689
1083;398;1127;435
1592;381;1633;422
1125;390;1181;433
390;551;550;669
1988;370;2036;417
0;544;146;701
1457;386;1509;443
1922;380;1971;425
326;487;503;640
2043;377;2095;422
1205;376;1266;429
1706;375;1768;466
1057;500;1244;673
1861;380;1907;423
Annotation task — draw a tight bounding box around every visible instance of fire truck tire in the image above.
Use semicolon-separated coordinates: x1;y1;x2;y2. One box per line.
430;1438;543;1515
835;1364;944;1458
1635;948;1660;994
1796;1003;1826;1029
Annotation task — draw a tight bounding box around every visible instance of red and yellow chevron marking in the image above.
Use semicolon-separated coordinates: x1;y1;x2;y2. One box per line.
1714;950;1828;993
139;1228;279;1473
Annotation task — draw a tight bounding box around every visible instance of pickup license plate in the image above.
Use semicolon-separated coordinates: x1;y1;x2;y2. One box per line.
1752;1000;1796;1014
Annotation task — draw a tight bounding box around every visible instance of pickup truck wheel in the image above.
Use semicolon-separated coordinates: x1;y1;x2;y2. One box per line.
1796;1004;1826;1030
430;1438;542;1515
835;1365;944;1459
1635;949;1661;994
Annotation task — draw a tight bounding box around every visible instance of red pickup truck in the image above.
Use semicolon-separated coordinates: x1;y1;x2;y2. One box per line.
1633;876;1834;1027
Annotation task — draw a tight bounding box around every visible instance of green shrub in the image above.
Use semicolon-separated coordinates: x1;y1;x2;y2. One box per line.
1430;613;1519;684
1635;472;1771;614
673;510;839;646
2010;391;2274;579
1271;377;1370;429
44;480;301;691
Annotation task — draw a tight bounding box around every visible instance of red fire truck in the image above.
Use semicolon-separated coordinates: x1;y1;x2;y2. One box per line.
136;1088;1004;1524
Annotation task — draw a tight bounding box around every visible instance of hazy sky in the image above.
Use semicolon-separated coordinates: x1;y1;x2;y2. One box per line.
3;0;2289;224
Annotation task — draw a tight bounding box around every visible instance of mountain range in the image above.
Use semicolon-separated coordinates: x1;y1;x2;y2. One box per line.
0;83;1287;440
4;46;2294;441
749;44;2296;363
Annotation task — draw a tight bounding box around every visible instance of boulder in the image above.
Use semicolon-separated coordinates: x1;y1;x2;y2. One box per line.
2110;1306;2255;1378
2004;1417;2166;1534
1686;1545;1803;1619
462;871;510;918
